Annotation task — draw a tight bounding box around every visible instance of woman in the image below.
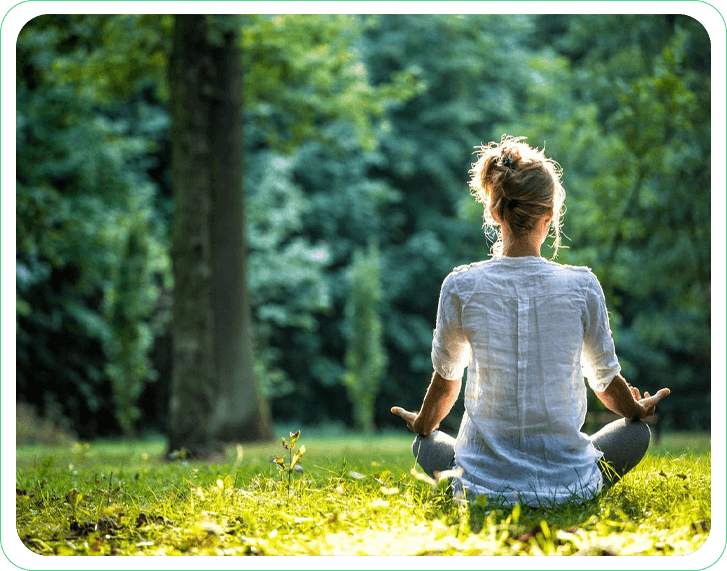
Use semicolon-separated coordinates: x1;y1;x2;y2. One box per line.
391;135;670;506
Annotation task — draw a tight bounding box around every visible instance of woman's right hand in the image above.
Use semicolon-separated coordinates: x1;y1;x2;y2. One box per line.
630;386;671;419
390;406;419;432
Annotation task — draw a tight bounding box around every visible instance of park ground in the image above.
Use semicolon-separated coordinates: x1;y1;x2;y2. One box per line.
15;427;711;556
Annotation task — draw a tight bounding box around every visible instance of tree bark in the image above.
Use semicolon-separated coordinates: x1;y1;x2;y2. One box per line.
207;21;271;442
167;15;271;458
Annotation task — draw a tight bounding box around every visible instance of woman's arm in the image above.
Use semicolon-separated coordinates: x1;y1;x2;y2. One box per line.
391;372;461;436
594;374;670;420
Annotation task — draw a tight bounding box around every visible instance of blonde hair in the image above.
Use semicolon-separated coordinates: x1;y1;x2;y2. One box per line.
468;135;566;258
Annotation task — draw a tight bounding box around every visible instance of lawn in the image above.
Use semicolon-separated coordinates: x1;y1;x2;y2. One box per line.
14;427;711;557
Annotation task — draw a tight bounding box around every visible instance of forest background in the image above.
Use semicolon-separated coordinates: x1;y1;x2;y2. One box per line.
15;12;711;445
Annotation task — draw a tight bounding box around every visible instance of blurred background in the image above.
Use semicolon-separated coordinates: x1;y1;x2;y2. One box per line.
15;14;710;449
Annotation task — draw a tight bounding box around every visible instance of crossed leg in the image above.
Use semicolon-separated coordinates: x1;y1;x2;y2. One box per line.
411;418;651;485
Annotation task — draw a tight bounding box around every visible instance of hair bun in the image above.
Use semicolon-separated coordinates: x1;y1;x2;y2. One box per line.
468;134;566;257
501;156;515;170
501;197;520;210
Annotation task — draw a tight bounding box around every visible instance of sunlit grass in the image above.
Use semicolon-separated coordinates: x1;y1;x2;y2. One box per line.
15;430;710;555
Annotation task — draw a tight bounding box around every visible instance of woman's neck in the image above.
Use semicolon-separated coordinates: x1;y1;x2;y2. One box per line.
500;218;549;257
502;236;541;257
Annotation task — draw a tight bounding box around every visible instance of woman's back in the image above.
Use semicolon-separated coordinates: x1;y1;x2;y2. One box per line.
434;256;620;504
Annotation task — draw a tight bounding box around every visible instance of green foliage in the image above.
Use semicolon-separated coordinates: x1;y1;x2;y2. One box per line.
342;241;387;433
245;152;332;398
17;15;170;435
246;153;332;332
15;433;710;555
241;14;418;153
16;13;711;434
39;14;172;104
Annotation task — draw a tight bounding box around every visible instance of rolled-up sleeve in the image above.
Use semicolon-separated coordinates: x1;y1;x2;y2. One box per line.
581;273;621;392
431;273;471;380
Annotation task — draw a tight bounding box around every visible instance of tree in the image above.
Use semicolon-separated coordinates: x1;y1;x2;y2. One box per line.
16;15;168;437
343;240;387;433
166;15;270;457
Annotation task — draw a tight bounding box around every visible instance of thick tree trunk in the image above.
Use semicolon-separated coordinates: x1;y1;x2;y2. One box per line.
207;23;271;442
167;15;271;458
167;15;218;458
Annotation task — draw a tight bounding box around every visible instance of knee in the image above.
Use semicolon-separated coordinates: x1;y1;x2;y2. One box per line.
635;419;652;450
633;420;651;444
412;434;426;458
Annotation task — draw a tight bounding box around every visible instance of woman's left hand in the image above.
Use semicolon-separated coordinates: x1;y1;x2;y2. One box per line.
390;407;419;432
631;386;671;418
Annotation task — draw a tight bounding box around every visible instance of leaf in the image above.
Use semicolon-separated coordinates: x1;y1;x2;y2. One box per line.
66;488;82;508
289;430;301;446
290;445;306;469
511;503;521;524
102;504;123;516
37;456;55;480
69;520;96;537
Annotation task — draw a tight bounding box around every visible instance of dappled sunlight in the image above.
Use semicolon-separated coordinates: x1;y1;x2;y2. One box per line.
16;431;710;556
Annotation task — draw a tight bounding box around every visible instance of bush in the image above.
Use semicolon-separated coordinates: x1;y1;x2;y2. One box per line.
16;402;75;447
342;240;387;433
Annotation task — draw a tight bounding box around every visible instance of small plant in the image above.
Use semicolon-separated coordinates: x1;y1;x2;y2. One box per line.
271;430;306;499
72;441;91;460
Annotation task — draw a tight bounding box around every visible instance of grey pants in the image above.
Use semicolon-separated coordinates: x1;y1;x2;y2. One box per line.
412;417;651;486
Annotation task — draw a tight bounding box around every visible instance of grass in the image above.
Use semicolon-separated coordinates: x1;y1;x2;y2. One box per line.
14;428;711;556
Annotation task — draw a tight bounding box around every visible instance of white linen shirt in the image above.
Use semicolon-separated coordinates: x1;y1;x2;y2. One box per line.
431;256;621;506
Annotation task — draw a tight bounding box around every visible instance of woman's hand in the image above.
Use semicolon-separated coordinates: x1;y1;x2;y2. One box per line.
391;373;461;436
595;375;670;422
391;406;441;434
390;406;420;432
630;386;671;419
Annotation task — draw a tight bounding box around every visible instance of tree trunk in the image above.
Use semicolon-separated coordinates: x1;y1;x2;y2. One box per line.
207;20;271;443
167;15;271;458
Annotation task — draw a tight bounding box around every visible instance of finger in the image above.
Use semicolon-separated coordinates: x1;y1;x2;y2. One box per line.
639;388;670;409
390;407;406;417
403;411;418;424
647;388;670;401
